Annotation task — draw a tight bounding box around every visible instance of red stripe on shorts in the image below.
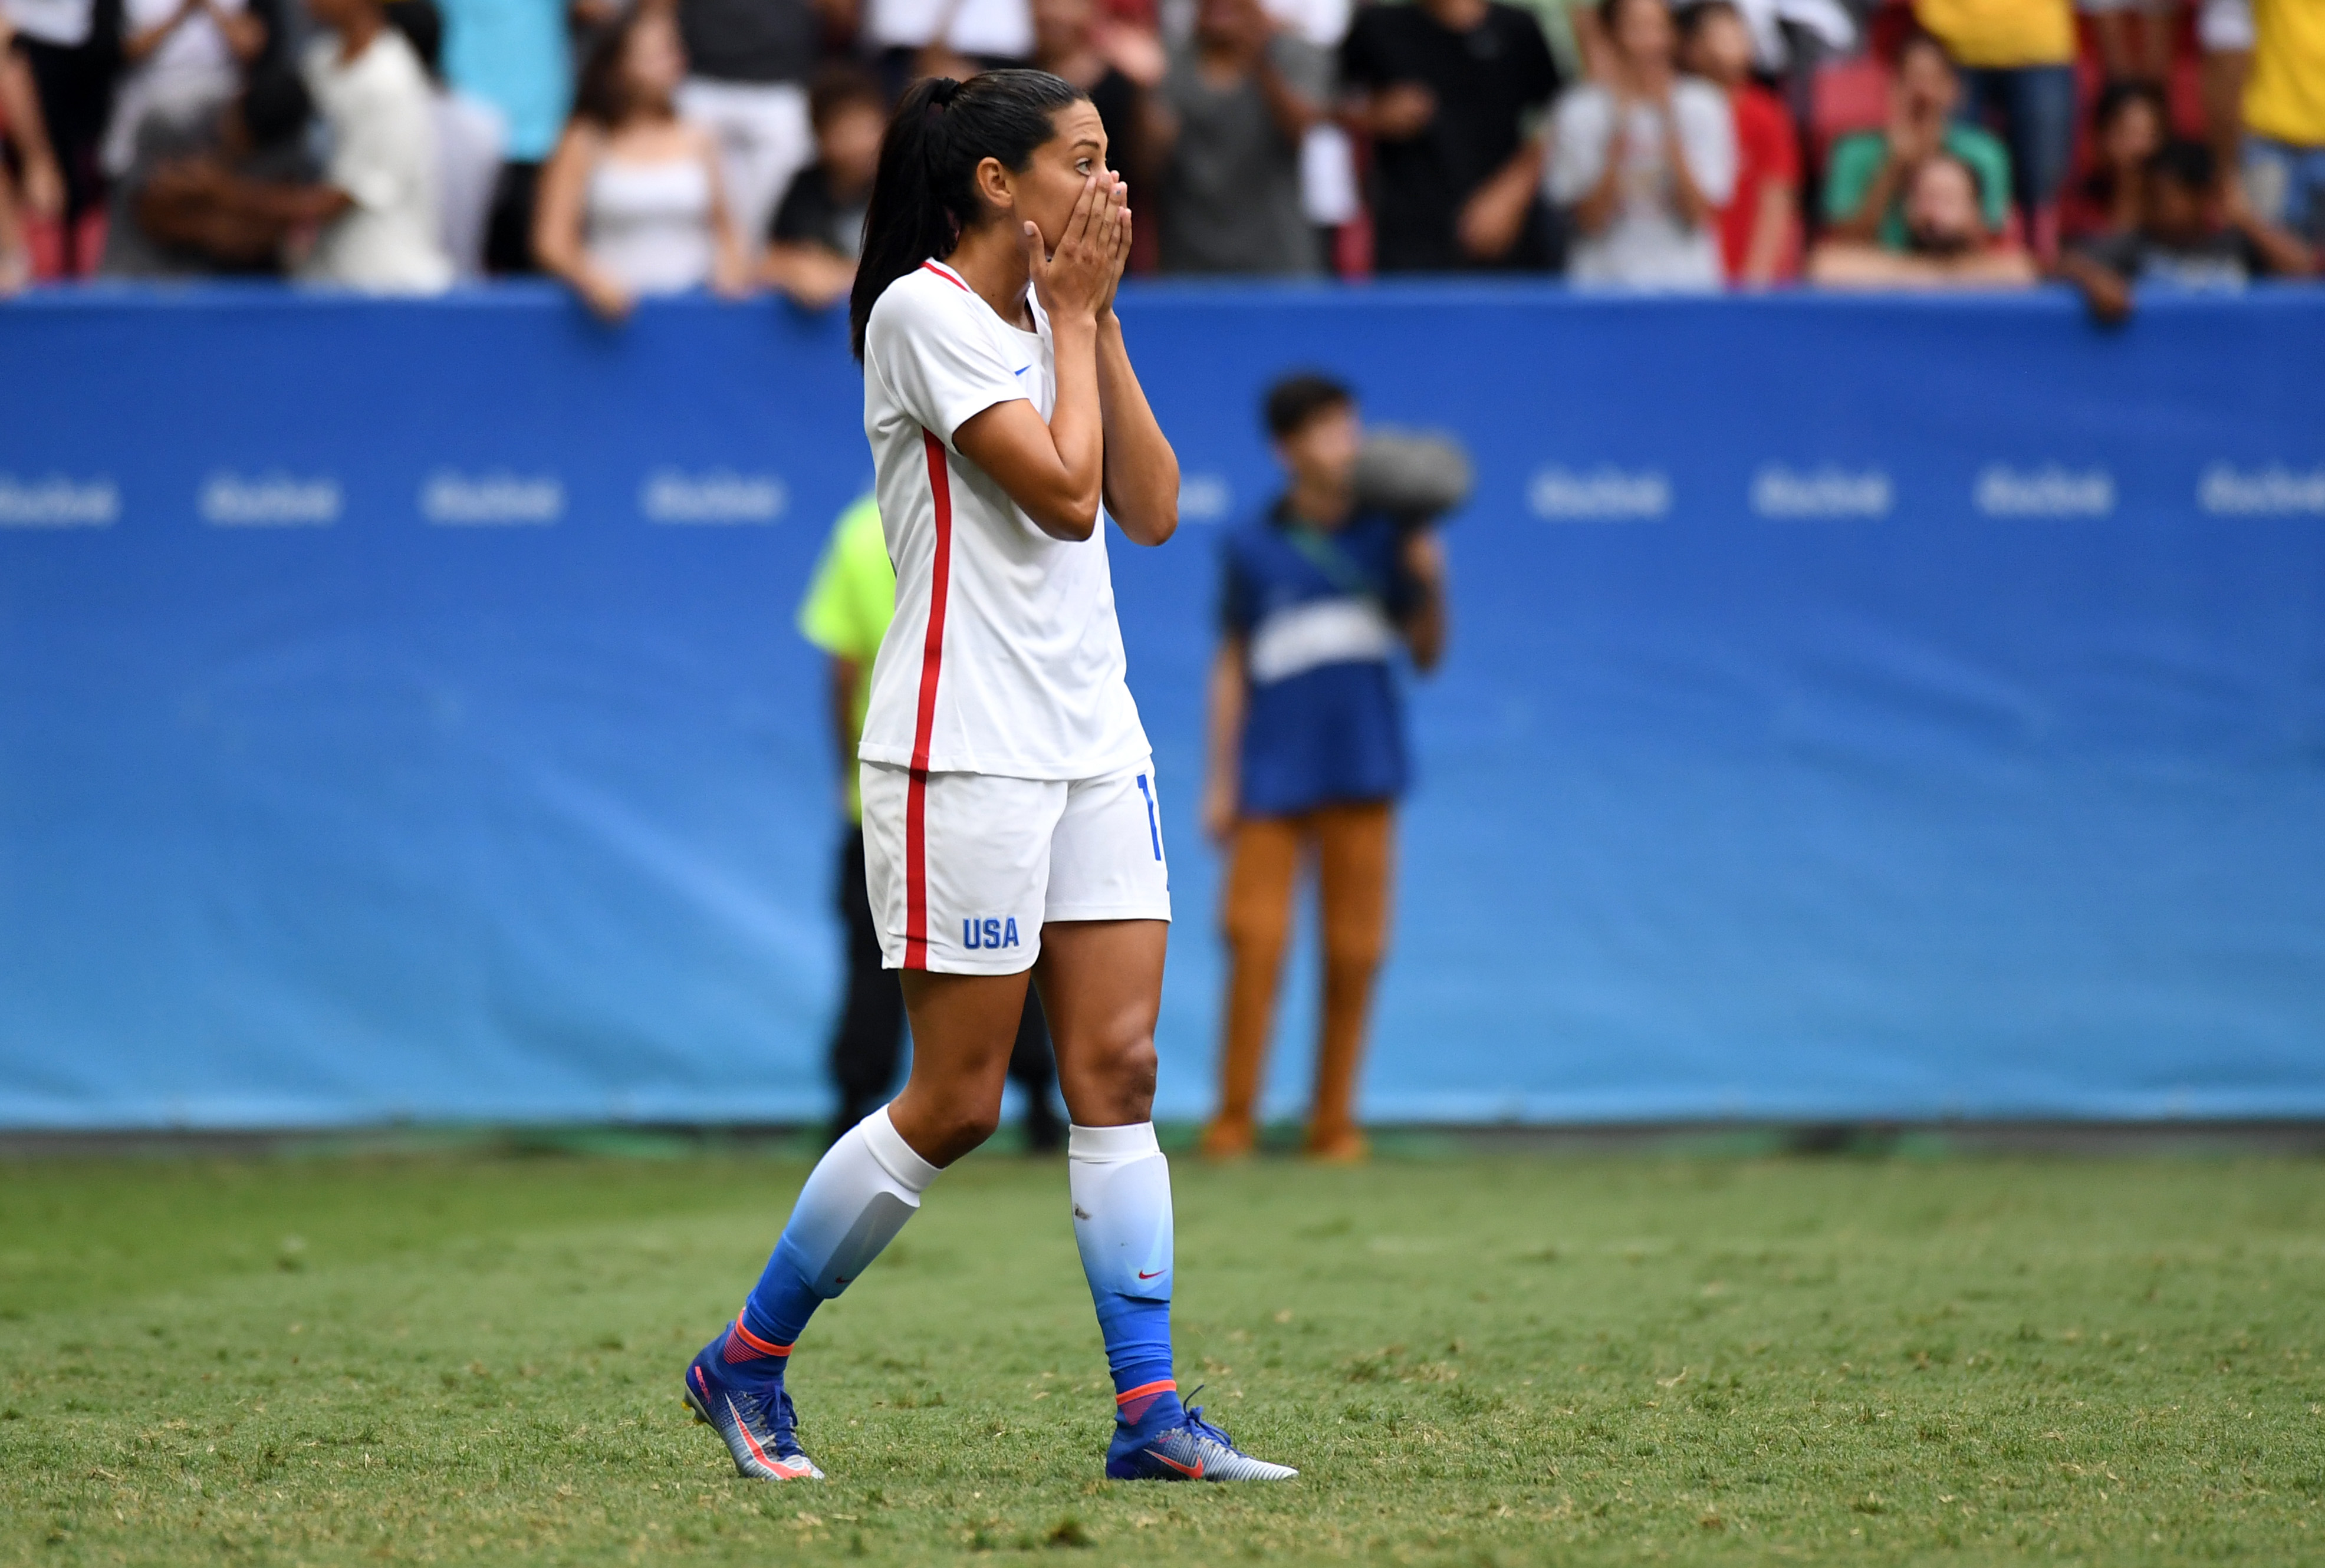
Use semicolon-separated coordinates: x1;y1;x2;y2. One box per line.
904;429;955;971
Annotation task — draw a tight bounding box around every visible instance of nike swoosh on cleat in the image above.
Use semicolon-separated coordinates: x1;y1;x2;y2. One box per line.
726;1396;777;1470
1149;1448;1203;1478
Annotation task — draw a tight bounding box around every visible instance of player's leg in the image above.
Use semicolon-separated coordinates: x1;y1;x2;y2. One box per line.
1038;917;1173;1411
1201;814;1303;1158
689;970;1021;1478
1041;762;1295;1482
1307;801;1394;1162
682;1096;939;1480
685;767;1053;1480
886;969;1027;1162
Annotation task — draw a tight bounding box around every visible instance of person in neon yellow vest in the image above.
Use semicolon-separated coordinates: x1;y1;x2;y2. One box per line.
796;494;1064;1150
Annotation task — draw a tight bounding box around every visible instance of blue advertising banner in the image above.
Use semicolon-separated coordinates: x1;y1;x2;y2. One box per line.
2;282;2321;1128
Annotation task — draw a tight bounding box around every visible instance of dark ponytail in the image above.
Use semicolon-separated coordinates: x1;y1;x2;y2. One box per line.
849;68;1087;361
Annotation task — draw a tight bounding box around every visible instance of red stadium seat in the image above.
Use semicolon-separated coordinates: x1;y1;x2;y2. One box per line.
1812;55;1892;168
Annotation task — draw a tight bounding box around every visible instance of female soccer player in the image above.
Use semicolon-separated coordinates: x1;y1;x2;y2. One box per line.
682;69;1296;1487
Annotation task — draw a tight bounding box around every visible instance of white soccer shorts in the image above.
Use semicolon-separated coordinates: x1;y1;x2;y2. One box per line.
860;757;1172;974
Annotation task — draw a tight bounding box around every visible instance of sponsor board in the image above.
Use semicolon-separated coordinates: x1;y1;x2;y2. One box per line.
1751;464;1892;520
420;470;564;526
0;473;119;529
200;472;341;527
640;468;787;524
1179;473;1233;523
1974;465;2114;519
1527;465;1670;521
2198;464;2325;516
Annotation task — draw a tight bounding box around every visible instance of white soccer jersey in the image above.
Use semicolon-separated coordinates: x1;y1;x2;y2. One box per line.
858;259;1151;780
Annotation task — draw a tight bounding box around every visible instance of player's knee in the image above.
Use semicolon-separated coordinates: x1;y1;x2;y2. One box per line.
1110;1034;1159;1102
954;1100;1005;1148
1107;1038;1160;1114
920;1098;1004;1162
1069;1019;1157;1114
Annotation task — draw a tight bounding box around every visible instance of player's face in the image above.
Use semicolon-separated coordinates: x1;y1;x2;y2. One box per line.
1010;100;1114;253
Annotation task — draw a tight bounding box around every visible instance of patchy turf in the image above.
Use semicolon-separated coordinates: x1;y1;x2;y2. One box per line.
3;1148;2323;1565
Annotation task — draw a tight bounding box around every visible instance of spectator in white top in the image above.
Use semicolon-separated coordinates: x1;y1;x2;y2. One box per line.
1545;0;1732;289
383;0;502;278
534;4;749;319
102;0;265;180
297;0;453;291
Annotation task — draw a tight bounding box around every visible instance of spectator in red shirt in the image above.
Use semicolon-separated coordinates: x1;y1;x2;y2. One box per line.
1680;0;1797;285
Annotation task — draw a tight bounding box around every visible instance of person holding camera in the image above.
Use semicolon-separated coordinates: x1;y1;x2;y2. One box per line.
1198;373;1453;1164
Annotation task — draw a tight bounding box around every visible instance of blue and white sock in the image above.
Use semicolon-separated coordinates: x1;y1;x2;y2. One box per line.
728;1106;939;1370
1069;1122;1186;1432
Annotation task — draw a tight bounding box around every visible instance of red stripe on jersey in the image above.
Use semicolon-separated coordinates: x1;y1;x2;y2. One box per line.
920;261;970;292
904;429;955;971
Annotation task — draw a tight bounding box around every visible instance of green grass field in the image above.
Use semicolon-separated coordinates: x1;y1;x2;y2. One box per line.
5;1144;2323;1566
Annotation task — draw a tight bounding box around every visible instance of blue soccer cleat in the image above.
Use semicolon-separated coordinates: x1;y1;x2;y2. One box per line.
1106;1399;1298;1483
683;1326;826;1481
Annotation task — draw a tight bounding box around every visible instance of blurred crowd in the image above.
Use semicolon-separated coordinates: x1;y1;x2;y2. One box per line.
0;0;2319;308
